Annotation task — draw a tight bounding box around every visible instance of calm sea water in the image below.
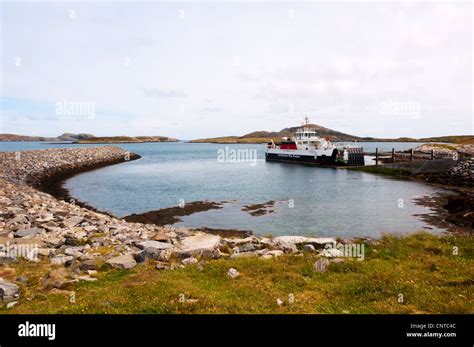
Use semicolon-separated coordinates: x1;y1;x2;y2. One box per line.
1;141;444;237
0;141;425;152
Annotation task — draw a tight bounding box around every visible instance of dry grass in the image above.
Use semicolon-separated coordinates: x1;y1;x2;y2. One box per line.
1;232;472;314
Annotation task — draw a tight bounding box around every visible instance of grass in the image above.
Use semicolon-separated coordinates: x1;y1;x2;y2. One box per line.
425;143;458;151
347;165;413;179
1;232;472;314
419;136;474;145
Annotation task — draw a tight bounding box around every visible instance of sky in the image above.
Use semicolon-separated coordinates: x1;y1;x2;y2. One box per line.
0;1;472;139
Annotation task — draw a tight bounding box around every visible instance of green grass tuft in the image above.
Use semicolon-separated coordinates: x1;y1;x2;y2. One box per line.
1;232;472;314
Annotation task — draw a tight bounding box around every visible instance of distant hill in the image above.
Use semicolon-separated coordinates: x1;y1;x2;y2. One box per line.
190;125;474;144
358;135;474;144
0;133;178;143
418;135;474;145
57;133;95;142
190;123;360;144
76;136;178;144
0;133;95;142
244;124;360;141
0;134;49;142
2;131;471;145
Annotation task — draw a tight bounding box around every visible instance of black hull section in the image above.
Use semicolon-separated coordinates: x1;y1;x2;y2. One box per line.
265;150;339;166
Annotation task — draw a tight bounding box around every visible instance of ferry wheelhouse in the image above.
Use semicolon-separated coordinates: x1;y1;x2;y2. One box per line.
265;117;365;166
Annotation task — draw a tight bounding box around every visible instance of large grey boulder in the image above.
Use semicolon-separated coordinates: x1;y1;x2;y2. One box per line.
0;278;20;303
51;255;74;266
36;213;54;222
11;214;29;224
134;248;171;263
136;240;173;251
272;236;336;251
177;234;221;255
238;243;256;253
226;236;257;247
80;258;100;271
13;227;43;238
64;246;84;257
106;255;137;269
172;234;222;260
44;237;65;248
62;216;83;228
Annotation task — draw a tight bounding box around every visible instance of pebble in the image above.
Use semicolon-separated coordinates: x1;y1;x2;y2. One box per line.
51;255;74;266
0;277;20;302
7;301;19;309
227;268;240;279
181;257;198;265
314;258;330;273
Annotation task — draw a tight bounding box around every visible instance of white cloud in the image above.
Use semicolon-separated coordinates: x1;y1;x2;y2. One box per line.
1;1;472;138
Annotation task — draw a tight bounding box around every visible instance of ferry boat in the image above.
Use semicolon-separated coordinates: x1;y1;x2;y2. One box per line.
265;116;365;166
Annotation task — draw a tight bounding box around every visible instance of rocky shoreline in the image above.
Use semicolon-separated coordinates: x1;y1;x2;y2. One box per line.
0;147;340;306
419;158;474;188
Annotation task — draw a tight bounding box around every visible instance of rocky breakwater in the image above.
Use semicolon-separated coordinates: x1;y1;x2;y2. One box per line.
420;157;474;188
415;143;474;158
446;158;474;186
0;146;141;200
0;147;339;308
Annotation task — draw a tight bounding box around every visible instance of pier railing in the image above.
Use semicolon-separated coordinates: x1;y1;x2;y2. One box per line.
363;148;459;165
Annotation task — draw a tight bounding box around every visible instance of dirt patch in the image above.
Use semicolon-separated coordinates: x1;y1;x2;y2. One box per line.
124;201;224;226
242;201;275;216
